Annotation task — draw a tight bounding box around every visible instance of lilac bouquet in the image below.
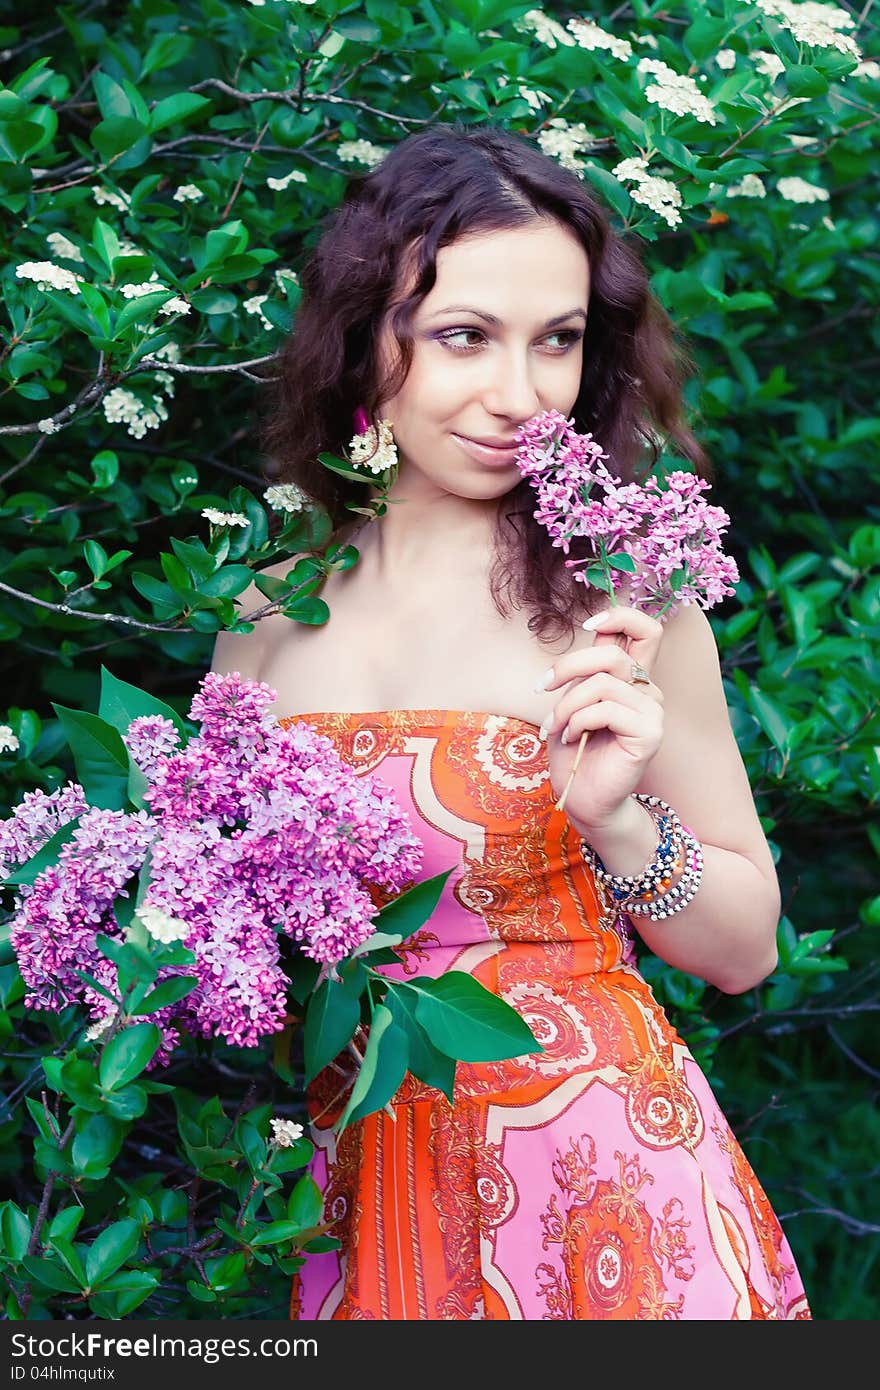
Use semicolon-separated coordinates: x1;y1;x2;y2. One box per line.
2;670;536;1126
514;410;740;808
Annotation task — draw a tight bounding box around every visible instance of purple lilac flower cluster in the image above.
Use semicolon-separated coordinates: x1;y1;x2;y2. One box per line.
514;410;739;617
3;673;423;1056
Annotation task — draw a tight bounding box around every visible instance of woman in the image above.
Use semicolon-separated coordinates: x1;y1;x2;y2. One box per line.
211;123;810;1319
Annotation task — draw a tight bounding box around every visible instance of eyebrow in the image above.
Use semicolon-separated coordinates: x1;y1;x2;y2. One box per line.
427;306;588;329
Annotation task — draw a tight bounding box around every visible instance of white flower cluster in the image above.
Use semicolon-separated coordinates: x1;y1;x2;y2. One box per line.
264;482;309;514
84;1015;114;1043
566;16;632;61
201;507;249;527
716;49;737;70
15;260;82;294
243;293;273;330
37;417;61;434
267;169;308;191
854;60;880;79
270;1118;304;1148
92;186;130;210
612;156;683;228
134;904;189;944
118;273;190;316
537;118;598;175
0;724;19;754
337;139;387;168
173;184;204;203
726;174;767;198
495;76;551;110
103;386;169;439
753;50;786;80
754;0;862;62
349;418;398;475
777;176;830;203
514;8;574;48
637;58;719;125
45;231;84;263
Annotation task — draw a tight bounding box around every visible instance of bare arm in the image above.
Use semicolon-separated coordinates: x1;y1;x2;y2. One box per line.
568;602;780;995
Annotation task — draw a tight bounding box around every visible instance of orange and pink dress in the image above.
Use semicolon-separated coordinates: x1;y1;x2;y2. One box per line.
277;708;810;1321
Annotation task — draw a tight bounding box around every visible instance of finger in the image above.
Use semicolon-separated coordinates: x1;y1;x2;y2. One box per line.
559;699;664;746
537;642;649;693
581;607;664;662
546;674;662;739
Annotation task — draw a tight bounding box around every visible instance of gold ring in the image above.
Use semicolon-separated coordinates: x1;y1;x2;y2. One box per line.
629;663;651;685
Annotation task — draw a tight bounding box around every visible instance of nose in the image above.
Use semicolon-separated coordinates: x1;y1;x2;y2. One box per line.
481;348;541;422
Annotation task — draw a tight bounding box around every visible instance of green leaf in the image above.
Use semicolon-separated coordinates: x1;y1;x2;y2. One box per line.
250;1219;305;1247
71;1113;126;1177
287;1174;324;1229
748;687;791;755
386;986;455;1104
91;116;150;161
114;289;175;336
303;977;362;1085
337;1004;409;1131
408;972;541;1063
51;705;130;809
353;867;455;953
99;1022;162;1090
84;1218;140;1286
21;1256;82;1293
149;93;213;133
197;564;255;598
98;665;190;744
0;1202;31;1261
131;975;199;1014
786;65;829;97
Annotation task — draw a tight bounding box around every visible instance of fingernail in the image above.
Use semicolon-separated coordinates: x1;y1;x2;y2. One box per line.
560;726;570;745
538;714;551;741
533;667;555;692
582;611;609;630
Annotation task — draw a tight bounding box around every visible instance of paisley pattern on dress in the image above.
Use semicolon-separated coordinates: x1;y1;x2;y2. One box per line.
279;709;810;1321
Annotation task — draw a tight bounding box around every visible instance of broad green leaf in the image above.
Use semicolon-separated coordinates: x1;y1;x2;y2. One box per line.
0;1203;30;1261
84;1218;140;1286
131;975;199;1015
21;1256;81;1293
71;1113;126;1177
287;1175;324;1229
3;817;81;886
386;985;455;1103
303;976;362;1085
408;972;541;1062
51;705;130;809
99;1022;162;1090
98;665;190;743
355;867;455;951
149;93;213;133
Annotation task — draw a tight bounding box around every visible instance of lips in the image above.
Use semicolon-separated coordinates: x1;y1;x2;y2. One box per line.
452;432;521;466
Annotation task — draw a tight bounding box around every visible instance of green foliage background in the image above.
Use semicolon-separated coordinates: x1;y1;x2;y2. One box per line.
1;0;878;1320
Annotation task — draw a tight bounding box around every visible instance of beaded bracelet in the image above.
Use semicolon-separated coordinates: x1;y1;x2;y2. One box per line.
579;795;705;922
580;795;685;903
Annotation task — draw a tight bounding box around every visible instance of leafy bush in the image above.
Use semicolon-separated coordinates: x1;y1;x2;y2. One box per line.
1;0;877;1319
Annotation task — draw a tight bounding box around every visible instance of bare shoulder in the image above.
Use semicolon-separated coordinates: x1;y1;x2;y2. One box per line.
209;556;296;682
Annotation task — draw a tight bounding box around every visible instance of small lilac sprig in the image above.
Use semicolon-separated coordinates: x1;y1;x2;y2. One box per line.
514;410;739;809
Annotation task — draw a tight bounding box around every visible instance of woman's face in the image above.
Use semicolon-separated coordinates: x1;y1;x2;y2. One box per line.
375;219;590;502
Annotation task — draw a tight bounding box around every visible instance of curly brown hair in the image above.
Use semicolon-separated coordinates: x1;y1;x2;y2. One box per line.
261;120;711;643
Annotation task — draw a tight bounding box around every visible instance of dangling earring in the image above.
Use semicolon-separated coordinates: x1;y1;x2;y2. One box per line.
348;406;399;477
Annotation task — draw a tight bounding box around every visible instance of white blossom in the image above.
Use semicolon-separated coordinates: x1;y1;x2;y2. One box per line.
778;175;830;203
173;183;205;203
264;483;309;514
37;417;61;434
821;215;836;230
514;8;575;48
612;156;652;183
158;296;190;316
243;293;273;330
103;387;169;439
152;340;181;364
629;175;683;228
201;507;249;527
16;260;82;294
853;59;879;79
267;169;308;190
632;33;658;50
637;60;719;125
92;185;130;210
753;0;861;61
716;49;737;70
337;139;387;168
349;418;398;475
270;1118;304;1148
566;17;632;61
753;50;786;80
134;904;189;944
788;133;820;147
119;278;166;299
45;231;84;263
0;725;19;754
536;118;598;175
726;174;767;198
